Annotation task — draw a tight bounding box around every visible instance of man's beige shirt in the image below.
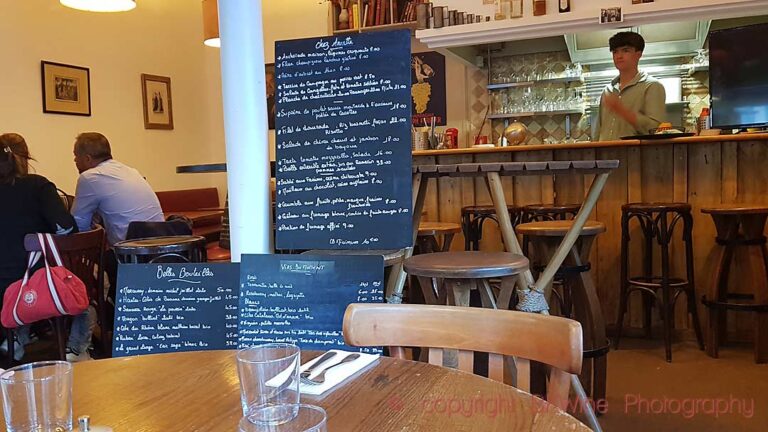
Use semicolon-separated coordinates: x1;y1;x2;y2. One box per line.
596;71;666;141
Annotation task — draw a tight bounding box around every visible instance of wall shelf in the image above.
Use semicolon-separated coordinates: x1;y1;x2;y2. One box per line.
489;109;585;119
487;75;585;90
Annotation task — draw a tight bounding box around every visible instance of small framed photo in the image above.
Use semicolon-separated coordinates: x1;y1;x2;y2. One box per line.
141;74;174;130
600;7;623;24
632;0;655;3
41;61;91;116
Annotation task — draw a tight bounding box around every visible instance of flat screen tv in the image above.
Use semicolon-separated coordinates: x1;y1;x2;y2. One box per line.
709;23;768;129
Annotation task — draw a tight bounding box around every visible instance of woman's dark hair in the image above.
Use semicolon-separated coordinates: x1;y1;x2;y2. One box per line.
0;133;35;184
609;31;645;52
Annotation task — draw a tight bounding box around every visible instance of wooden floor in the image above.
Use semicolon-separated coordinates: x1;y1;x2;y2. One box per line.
595;338;768;431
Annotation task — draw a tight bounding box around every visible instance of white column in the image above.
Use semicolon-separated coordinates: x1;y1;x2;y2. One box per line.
219;0;272;260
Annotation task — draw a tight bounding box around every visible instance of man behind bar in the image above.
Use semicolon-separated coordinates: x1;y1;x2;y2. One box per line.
595;31;666;141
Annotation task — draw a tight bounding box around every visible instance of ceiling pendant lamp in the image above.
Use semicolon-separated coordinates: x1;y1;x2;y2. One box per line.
60;0;136;12
202;0;220;47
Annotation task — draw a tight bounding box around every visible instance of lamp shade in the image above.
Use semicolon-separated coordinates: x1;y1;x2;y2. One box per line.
60;0;136;12
202;0;220;47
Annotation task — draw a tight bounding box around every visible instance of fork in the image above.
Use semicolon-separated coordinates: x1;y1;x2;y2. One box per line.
301;353;361;385
300;351;338;380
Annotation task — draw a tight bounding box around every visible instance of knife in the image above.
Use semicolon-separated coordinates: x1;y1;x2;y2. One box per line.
300;351;338;379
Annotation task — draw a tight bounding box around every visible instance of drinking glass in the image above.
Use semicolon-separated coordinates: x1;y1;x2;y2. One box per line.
237;344;301;424
239;404;327;432
1;361;73;432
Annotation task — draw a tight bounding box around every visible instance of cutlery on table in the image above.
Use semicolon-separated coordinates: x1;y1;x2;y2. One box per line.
301;353;361;385
300;351;338;380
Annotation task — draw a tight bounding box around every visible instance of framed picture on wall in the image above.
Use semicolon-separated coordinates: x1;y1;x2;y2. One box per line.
41;61;91;116
141;74;174;130
266;64;275;130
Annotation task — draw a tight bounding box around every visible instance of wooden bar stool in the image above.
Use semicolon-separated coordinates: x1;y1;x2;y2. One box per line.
516;220;608;403
417;222;462;253
701;205;768;363
460;205;524;251
615;203;703;363
522;203;581;223
403;251;528;310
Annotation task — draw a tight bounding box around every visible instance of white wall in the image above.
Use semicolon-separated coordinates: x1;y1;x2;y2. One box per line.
0;0;226;196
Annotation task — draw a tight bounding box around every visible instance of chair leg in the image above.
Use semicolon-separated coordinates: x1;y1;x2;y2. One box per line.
53;317;67;361
615;212;630;349
707;244;733;358
660;233;673;363
685;223;704;351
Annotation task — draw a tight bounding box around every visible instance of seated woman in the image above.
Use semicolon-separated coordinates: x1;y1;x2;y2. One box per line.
0;133;92;362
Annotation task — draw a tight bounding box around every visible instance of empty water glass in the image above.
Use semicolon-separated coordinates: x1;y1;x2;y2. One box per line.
239;404;327;432
237;344;301;424
0;361;73;432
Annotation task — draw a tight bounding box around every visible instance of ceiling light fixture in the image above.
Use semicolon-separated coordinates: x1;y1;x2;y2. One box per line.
60;0;136;12
202;0;220;47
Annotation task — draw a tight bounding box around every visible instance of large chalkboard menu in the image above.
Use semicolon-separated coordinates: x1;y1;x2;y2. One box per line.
238;254;383;353
274;30;413;250
113;264;239;358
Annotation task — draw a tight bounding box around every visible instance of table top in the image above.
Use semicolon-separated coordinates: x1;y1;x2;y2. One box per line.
62;350;589;431
113;235;207;254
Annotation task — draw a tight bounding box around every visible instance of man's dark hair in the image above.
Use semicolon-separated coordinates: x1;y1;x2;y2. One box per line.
609;31;645;52
74;132;113;161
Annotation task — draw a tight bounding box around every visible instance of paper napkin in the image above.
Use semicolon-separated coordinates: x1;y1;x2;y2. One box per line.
299;349;379;395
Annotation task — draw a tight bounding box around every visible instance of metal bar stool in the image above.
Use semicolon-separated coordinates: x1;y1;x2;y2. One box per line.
701;205;768;363
113;236;208;264
516;220;608;403
460;205;524;251
615;203;703;363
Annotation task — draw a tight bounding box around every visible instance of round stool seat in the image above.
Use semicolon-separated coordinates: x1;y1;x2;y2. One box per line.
418;222;461;237
623;202;691;212
302;249;405;267
404;251;528;279
701;205;768;215
516;220;606;237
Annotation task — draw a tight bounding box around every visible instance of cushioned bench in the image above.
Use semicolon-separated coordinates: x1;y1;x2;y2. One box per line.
156;187;222;243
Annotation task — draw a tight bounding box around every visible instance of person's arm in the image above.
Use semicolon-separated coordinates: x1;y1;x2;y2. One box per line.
634;82;667;134
593;92;604;140
71;174;99;233
38;180;77;235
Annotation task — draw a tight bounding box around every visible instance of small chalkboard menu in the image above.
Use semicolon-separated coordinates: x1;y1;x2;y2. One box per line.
274;30;413;250
113;263;239;358
238;254;383;353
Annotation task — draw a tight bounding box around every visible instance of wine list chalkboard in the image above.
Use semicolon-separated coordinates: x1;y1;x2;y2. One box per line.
274;30;413;250
238;254;383;353
112;263;239;358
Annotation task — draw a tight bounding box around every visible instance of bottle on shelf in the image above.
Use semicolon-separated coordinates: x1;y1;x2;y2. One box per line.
533;0;547;16
559;0;571;13
697;107;711;135
511;0;523;17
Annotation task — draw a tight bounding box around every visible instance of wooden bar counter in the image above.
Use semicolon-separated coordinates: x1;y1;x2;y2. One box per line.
413;133;768;341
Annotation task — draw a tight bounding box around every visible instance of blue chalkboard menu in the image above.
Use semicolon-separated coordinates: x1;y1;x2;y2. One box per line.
238;254;383;353
113;263;239;357
274;30;413;250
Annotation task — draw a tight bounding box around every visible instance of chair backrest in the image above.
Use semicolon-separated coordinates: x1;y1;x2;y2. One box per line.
126;220;193;240
56;188;74;211
23;228;105;300
343;303;582;409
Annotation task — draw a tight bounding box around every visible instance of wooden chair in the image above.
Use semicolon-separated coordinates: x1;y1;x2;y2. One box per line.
343;303;583;409
6;228;107;363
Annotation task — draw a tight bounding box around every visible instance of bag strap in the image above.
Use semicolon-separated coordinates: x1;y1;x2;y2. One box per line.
11;251;42;327
43;233;64;267
37;233;67;316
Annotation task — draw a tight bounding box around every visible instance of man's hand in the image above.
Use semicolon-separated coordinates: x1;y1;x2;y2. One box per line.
603;93;638;128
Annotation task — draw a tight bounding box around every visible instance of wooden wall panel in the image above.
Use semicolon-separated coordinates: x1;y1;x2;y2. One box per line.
416;138;767;341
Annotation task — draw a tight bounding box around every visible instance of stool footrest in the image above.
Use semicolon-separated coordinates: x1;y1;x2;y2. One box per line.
701;296;768;312
627;276;688;289
583;340;611;359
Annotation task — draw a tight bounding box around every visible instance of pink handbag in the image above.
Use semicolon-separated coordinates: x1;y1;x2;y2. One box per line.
1;233;89;328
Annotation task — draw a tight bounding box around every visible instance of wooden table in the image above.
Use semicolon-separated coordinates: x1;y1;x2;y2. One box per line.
164;209;225;223
54;350;589;431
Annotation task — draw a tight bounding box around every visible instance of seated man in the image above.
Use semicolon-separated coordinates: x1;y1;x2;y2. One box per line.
71;132;164;246
70;133;164;359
